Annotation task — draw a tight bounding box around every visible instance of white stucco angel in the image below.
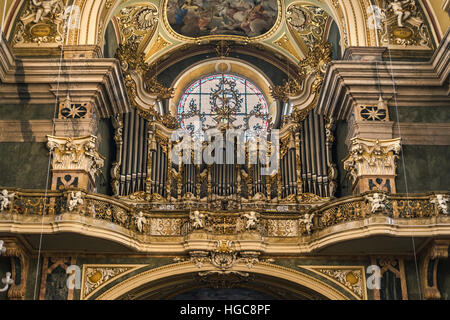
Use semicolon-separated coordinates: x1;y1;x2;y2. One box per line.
0;190;15;212
135;211;147;233
243;211;259;230
365;193;387;213
300;213;315;235
32;0;61;23
0;240;5;256
68;191;83;211
431;194;448;215
190;210;205;229
386;0;412;27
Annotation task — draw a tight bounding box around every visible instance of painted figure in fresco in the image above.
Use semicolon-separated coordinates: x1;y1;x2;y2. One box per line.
32;0;60;23
386;0;412;27
167;0;277;37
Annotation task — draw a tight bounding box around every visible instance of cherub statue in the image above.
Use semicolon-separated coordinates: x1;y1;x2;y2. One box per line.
243;211;259;230
190;210;205;229
135;211;147;233
365;193;387;213
32;0;61;24
0;240;5;256
0;190;14;212
386;0;412;27
300;213;315;235
68;191;83;211
431;194;448;215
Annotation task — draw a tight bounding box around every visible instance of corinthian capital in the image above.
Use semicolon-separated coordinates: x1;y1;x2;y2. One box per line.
47;135;104;191
343;138;401;193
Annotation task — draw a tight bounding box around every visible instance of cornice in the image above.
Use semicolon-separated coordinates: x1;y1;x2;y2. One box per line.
317;29;450;120
0;34;130;118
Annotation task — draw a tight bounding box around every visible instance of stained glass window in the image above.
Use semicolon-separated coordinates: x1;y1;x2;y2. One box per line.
177;74;270;140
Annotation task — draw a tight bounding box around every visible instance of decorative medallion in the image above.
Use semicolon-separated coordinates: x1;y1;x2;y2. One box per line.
303;266;367;300
163;0;282;41
81;265;144;300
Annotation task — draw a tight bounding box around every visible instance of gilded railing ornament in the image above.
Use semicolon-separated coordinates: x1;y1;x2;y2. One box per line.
1;189;448;239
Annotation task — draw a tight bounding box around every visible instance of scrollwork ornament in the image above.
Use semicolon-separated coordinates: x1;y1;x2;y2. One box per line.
14;0;66;45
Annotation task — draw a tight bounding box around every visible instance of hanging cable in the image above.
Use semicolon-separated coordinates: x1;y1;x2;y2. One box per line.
376;28;423;299
32;5;78;300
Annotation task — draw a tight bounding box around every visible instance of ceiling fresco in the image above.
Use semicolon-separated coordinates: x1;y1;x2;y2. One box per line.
164;0;280;39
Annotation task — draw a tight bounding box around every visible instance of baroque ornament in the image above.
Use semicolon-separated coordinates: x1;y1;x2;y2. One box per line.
47;135;105;179
431;195;448;215
14;0;66;45
314;267;366;300
82;265;141;299
67;191;83;212
365;192;388;213
377;0;433;48
0;190;15;212
343;138;401;184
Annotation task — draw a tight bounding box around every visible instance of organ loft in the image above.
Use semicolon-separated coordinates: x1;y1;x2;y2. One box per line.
0;0;449;301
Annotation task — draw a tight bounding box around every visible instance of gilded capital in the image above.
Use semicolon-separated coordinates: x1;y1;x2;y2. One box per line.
47;135;104;191
343;138;401;193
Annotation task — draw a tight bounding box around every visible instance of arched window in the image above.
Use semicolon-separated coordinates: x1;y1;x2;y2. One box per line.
177;74;270;140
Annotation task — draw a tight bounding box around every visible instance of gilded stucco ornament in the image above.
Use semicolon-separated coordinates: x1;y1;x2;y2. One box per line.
286;4;330;48
343;138;402;184
270;42;332;121
82;266;140;299
116;42;176;127
116;5;158;47
47;135;105;179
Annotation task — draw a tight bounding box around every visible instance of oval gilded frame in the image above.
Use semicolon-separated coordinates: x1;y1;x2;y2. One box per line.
161;0;284;43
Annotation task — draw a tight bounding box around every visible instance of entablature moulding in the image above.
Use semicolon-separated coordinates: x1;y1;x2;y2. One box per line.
0;33;130;118
0;188;448;255
317;29;450;121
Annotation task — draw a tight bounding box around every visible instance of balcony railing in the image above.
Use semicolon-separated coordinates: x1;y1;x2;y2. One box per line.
0;188;447;238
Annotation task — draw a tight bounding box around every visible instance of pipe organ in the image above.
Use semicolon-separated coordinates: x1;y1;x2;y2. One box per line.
114;110;336;203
